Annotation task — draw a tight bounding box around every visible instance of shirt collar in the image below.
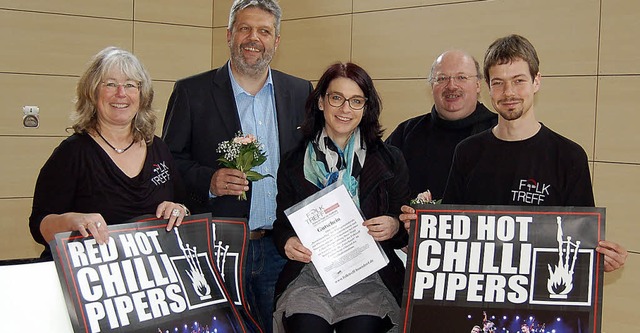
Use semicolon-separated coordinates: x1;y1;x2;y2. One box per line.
227;61;273;97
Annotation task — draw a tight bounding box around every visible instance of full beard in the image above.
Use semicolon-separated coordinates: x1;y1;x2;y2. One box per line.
230;43;274;78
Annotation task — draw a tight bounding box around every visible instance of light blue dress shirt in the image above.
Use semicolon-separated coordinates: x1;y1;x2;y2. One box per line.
228;63;280;231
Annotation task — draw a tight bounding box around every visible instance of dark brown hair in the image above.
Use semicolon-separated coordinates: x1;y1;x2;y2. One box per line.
301;62;383;146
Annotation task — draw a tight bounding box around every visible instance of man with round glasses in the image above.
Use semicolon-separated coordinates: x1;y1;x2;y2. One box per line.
386;50;497;200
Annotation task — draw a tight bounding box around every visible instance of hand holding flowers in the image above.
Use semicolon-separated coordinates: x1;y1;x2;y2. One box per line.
410;190;438;205
216;132;272;200
403;190;439;230
401;190;439;253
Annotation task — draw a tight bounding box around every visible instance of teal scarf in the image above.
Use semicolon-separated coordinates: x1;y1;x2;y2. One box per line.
303;128;366;206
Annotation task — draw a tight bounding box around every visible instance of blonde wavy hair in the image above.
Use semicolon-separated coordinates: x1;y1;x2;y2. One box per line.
71;46;156;144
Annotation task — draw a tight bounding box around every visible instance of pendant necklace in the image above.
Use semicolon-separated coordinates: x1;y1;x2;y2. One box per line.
96;130;135;154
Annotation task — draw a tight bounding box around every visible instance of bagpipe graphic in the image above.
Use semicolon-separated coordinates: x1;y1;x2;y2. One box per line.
170;227;225;308
400;205;605;333
529;216;596;306
52;213;261;333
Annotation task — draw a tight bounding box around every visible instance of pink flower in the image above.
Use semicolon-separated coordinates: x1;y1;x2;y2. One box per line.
416;190;432;203
233;134;257;145
410;190;437;205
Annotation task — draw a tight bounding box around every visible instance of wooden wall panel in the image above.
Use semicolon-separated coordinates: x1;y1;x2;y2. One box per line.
593;163;640;252
213;0;352;28
153;80;177;136
0;137;62;198
374;79;432;139
134;0;213;27
271;16;352;80
599;0;640;75
0;74;76;136
278;0;351;19
595;76;640;163
534;77;597;160
213;0;234;27
594;156;638;333
353;0;470;12
134;22;212;81
212;27;229;68
602;254;639;333
352;0;600;79
0;198;43;260
0;10;133;76
0;0;132;19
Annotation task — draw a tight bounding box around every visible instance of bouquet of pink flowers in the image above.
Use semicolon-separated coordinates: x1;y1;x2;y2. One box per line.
216;132;271;200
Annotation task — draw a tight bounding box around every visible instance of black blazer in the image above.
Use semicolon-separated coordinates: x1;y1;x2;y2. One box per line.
272;141;411;305
162;62;313;218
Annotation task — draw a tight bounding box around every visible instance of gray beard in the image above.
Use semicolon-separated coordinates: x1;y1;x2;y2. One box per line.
231;52;273;79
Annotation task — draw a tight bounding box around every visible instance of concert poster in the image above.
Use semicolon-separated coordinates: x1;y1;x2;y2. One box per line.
400;205;605;333
52;213;259;333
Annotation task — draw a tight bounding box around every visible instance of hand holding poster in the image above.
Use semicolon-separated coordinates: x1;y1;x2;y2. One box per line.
401;205;605;333
284;183;388;296
52;213;257;333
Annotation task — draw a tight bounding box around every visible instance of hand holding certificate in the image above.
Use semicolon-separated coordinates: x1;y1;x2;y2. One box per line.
284;183;388;297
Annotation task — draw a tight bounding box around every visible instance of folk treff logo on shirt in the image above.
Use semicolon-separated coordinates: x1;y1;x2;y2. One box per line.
151;161;171;185
511;178;550;205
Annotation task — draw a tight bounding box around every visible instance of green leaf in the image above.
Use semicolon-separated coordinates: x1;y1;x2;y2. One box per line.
241;151;255;170
254;154;267;166
217;157;235;169
246;170;272;181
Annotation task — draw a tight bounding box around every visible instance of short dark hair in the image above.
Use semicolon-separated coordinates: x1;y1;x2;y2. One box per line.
483;34;540;84
301;62;383;146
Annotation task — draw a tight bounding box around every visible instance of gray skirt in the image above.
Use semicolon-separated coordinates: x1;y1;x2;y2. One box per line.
273;264;399;333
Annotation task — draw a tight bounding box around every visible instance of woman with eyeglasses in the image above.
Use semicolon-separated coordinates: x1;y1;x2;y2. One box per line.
29;47;188;260
272;62;410;333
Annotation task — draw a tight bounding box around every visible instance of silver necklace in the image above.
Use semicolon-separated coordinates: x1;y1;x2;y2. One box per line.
96;130;135;154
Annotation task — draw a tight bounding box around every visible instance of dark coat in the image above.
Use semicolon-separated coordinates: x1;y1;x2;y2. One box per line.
386;102;497;199
272;140;411;305
162;62;313;218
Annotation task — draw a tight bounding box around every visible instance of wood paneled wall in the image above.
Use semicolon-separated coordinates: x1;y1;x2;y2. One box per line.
1;1;637;331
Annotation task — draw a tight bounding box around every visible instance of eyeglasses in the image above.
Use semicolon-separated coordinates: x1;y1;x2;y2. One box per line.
325;93;367;110
101;81;140;93
430;74;478;85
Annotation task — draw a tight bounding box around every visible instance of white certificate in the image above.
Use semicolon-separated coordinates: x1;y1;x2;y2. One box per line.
284;182;389;296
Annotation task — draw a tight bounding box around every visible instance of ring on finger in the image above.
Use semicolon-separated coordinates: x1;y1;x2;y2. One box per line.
96;222;102;228
225;183;229;190
171;208;181;217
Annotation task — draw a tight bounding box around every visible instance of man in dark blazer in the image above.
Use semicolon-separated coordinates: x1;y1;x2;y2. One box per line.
162;1;312;332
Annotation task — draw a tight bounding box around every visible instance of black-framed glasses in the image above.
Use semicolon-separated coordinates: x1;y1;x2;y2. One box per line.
325;93;367;110
430;74;478;85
